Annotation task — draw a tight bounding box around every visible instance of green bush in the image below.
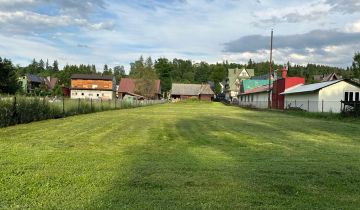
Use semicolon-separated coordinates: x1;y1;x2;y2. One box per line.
0;96;165;128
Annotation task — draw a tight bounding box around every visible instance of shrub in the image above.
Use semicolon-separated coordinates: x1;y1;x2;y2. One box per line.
0;96;165;128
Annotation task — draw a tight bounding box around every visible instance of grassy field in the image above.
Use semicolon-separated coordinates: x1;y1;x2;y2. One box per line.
1;102;360;209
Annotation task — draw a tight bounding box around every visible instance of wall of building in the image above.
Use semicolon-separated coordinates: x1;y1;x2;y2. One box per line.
70;89;114;100
71;79;113;90
284;92;320;112
272;77;305;109
200;94;213;101
319;81;360;113
239;92;269;109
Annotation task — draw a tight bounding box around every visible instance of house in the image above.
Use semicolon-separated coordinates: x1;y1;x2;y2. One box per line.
238;85;271;109
281;79;360;113
43;76;58;90
19;74;58;93
19;74;43;93
313;72;342;82
170;83;215;101
227;68;255;99
118;78;161;100
238;66;304;109
272;67;305;109
70;74;116;100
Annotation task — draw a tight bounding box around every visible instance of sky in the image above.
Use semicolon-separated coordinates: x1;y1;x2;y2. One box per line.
0;0;360;72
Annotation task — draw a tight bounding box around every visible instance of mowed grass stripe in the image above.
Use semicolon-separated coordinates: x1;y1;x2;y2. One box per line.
0;102;360;209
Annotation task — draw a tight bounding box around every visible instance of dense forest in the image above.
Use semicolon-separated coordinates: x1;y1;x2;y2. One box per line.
1;52;360;96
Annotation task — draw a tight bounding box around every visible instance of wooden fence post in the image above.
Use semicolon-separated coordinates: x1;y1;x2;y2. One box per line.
13;96;17;124
308;100;310;112
90;98;93;111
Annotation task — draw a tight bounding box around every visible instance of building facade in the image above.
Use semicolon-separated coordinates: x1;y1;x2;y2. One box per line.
227;68;255;99
70;74;116;100
170;83;215;101
117;78;161;100
282;80;360;113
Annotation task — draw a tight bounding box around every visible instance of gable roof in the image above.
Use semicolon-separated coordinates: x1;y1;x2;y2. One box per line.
118;78;161;94
240;85;271;95
241;80;269;93
26;74;43;83
228;68;255;91
281;80;342;95
322;72;342;82
171;83;214;96
44;77;58;89
71;74;113;81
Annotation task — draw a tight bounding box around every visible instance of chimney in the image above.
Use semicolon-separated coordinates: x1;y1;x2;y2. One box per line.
281;66;287;78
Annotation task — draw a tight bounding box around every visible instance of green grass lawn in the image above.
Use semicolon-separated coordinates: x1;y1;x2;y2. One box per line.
1;102;360;209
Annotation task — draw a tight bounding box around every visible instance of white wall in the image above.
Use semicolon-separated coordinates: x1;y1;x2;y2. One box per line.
284;92;319;112
284;81;360;113
238;92;269;109
71;90;114;100
319;81;360;113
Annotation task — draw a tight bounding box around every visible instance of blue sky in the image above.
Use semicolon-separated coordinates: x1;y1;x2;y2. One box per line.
1;0;360;72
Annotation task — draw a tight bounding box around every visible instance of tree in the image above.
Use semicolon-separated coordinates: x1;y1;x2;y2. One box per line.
352;52;360;79
130;56;158;98
103;64;113;75
210;64;227;93
45;59;52;71
155;58;172;94
113;65;126;84
91;65;96;73
53;60;59;72
0;57;20;94
39;59;45;70
194;62;210;83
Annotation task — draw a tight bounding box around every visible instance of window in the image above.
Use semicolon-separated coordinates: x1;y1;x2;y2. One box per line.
97;94;99;97
81;93;84;96
251;95;254;102
350;92;354;102
345;92;349;101
356;92;359;102
240;96;243;102
102;93;105;96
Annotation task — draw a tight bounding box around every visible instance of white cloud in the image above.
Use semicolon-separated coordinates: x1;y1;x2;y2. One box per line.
0;11;114;33
345;20;360;32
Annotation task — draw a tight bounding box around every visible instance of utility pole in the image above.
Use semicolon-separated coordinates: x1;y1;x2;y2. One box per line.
268;29;273;109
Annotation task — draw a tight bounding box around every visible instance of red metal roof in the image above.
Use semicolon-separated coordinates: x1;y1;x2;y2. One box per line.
118;78;161;94
240;85;271;95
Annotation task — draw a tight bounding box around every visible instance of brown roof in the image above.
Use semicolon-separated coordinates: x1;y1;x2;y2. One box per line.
118;78;161;94
171;83;215;96
71;74;113;81
44;77;58;89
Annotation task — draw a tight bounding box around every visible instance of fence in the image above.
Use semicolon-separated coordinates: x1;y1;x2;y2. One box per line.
238;100;344;113
0;96;165;128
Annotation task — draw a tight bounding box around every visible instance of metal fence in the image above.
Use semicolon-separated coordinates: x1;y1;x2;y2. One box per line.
238;100;345;113
0;96;166;127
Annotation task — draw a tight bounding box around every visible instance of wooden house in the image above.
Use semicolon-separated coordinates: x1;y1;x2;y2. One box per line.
70;74;116;100
117;78;161;100
170;83;215;101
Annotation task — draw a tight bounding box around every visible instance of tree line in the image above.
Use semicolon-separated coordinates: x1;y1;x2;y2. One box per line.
1;53;360;96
